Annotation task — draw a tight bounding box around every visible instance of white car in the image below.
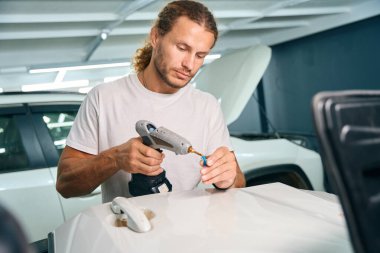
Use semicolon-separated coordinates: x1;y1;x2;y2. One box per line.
51;183;351;253
0;92;102;245
0;45;324;247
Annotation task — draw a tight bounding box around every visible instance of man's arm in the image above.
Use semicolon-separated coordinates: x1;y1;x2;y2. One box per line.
56;138;164;198
200;147;246;189
231;159;246;188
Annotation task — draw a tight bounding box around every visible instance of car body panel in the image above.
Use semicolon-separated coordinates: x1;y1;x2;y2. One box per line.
49;166;102;221
195;44;271;125
52;183;353;253
0;168;64;242
231;137;299;170
231;137;324;191
294;143;325;190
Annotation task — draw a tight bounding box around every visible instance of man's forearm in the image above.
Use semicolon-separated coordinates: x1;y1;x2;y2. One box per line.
56;147;119;198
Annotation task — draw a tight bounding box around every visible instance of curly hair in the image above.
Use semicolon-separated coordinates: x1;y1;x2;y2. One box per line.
132;0;218;73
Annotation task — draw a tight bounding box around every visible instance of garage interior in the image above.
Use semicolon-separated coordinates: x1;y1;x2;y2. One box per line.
0;1;379;253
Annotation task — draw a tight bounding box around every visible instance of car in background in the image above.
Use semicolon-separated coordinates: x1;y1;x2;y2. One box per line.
0;91;101;245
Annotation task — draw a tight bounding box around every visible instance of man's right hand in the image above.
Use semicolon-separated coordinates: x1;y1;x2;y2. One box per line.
111;137;164;176
56;137;164;198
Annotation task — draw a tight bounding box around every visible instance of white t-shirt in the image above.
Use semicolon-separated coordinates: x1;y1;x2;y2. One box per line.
66;73;232;202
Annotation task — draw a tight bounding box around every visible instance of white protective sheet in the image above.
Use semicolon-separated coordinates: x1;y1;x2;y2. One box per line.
53;183;353;253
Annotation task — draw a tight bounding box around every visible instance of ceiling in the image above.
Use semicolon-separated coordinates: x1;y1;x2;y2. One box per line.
0;0;379;92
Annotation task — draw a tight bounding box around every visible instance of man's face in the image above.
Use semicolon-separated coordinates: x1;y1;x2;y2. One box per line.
152;16;215;91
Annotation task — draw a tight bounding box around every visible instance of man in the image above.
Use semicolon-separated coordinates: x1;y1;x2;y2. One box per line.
56;0;245;203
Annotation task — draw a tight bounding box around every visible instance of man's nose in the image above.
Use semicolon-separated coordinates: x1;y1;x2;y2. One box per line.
182;54;195;72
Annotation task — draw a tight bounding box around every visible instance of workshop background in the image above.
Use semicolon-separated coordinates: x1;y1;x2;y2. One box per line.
1;0;379;149
228;15;380;151
1;1;380;250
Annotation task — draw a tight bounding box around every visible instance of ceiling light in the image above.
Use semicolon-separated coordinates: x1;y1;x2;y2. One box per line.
205;54;221;60
29;62;131;74
100;32;108;40
22;80;89;92
54;70;66;83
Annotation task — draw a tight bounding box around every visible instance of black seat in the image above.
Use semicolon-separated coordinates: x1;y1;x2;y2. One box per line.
312;90;380;253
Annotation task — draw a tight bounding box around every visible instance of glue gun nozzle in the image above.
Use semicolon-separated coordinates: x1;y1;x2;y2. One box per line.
188;146;203;157
188;146;207;166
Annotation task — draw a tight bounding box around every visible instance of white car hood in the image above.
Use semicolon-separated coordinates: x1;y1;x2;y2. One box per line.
52;183;353;253
194;44;271;125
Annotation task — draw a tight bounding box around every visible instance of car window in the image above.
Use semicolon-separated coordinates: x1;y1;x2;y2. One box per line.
42;112;77;157
0;116;29;173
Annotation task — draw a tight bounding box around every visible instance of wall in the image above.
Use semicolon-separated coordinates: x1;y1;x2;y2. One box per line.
264;15;380;134
229;15;380;137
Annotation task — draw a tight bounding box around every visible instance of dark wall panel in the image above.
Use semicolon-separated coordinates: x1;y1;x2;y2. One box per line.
262;15;380;134
228;89;262;134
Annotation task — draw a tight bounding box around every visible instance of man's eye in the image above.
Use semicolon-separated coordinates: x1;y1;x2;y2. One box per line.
177;46;186;51
197;54;206;59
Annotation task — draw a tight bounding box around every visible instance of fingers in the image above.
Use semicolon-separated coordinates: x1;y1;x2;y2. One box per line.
135;143;165;175
200;147;237;187
128;156;164;176
138;143;165;160
201;163;234;184
204;147;227;166
116;138;165;175
130;148;164;175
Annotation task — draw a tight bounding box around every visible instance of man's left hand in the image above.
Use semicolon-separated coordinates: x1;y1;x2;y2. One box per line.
200;147;238;189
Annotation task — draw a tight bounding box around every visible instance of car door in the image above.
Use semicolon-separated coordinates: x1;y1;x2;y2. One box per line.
0;104;64;243
29;103;101;221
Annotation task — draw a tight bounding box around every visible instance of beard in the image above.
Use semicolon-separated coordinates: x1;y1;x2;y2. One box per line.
153;43;193;90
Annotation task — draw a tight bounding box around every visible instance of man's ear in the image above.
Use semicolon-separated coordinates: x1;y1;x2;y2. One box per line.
150;27;159;48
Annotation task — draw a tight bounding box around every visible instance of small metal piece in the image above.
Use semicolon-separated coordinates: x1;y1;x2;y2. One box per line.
188;146;207;166
188;146;203;157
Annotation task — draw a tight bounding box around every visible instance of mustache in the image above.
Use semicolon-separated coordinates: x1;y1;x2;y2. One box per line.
174;68;193;77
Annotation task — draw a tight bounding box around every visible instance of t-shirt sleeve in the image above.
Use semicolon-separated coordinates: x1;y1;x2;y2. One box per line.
206;98;233;155
66;89;99;155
